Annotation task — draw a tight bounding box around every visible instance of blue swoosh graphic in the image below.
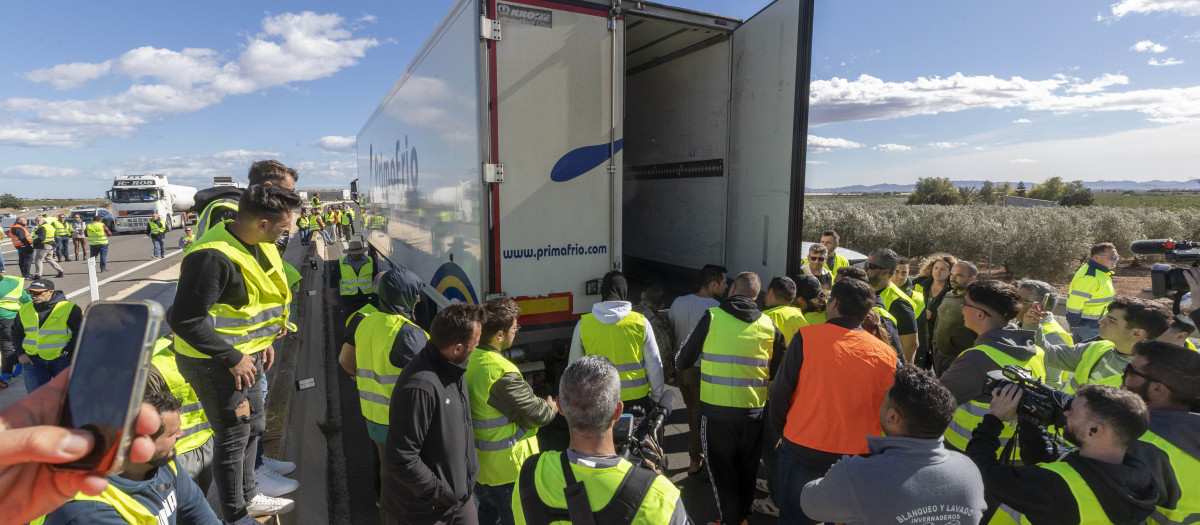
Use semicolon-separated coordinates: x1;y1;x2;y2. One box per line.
550;139;624;182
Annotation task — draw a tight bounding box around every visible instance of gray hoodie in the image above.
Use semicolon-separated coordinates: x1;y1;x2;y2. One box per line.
800;435;987;525
939;324;1041;406
568;300;664;403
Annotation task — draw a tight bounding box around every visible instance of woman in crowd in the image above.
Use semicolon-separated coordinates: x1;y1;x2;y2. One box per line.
911;253;956;367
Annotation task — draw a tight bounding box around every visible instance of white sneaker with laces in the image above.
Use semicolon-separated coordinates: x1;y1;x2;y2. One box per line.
255;465;299;497
751;495;780;517
755;477;770;493
247;493;295;516
261;456;296;475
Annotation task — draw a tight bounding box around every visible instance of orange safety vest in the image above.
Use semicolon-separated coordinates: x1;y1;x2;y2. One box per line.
8;224;30;247
783;323;897;455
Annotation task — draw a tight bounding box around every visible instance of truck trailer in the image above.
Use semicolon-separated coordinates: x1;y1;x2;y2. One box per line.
107;174;198;233
357;0;815;383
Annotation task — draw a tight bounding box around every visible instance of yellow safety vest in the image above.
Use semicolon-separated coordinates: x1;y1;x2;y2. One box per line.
580;311;650;401
196;198;238;239
339;257;374;295
347;303;378;329
1;276;25;312
1066;340;1123;394
54;219;70;238
297;216;310;229
1066;263;1116;321
148;220;166;235
19;301;75;359
944;344;1046;459
1040;317;1075;389
990;461;1106;524
763;305;808;347
699;307;775;409
803;310;826;326
466;348;539;486
340;210;353;225
354;312;427;428
32;463;182;525
181;233;196;253
86;222;109;245
36;223;56;243
174;221;290;359
1139;428;1200;525
1188;339;1197;352
149;338;213;455
512;451;681;525
880;282;917;320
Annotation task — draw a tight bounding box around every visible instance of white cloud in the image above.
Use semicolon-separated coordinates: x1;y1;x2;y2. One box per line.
292;160;357;185
1149;57;1185;66
358;14;378;23
806;160;828;165
1111;0;1200;18
809;72;1200;126
874;143;912;152
1;165;82;178
1066;73;1129;94
313;135;356;156
928;141;967;148
807;134;864;153
1010;158;1038;163
1131;40;1168;53
1013;118;1033;123
4;12;379;148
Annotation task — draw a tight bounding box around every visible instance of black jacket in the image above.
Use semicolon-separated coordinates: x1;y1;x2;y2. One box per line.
166;231;261;367
966;414;1158;524
384;341;479;523
14;291;84;359
675;294;786;421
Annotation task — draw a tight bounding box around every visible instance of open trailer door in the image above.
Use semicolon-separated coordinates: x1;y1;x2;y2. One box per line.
725;0;815;278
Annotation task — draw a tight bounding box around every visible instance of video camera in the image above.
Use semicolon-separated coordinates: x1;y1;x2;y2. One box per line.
613;390;676;471
984;365;1075;429
1130;239;1200;298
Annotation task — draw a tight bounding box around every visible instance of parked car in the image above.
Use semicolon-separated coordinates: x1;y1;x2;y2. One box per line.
73;208;117;233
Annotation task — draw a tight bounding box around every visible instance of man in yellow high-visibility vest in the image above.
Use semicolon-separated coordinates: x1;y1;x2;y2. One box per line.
14;279;82;393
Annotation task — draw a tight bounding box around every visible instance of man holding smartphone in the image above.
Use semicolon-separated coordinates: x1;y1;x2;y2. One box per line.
168;183;301;524
14;279;82;393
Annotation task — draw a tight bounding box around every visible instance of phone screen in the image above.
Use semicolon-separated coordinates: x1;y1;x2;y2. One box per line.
58;303;152;472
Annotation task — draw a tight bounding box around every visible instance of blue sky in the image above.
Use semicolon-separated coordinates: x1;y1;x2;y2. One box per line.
2;0;1199;197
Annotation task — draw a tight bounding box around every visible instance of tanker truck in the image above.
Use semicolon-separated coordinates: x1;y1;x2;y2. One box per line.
106;174;198;233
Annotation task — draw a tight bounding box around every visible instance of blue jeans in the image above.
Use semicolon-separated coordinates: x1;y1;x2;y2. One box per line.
151;237;165;258
90;244;108;271
775;441;840;525
297;227;310;246
475;482;515;525
320;229;332;244
23;353;72;394
56;238;70;261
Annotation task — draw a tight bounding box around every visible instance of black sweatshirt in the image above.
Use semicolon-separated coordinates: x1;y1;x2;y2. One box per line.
675;294;786;421
966;414;1158;524
14;291;83;358
167;232;269;368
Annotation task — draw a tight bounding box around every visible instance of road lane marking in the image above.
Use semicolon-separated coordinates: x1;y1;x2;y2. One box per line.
66;249;184;299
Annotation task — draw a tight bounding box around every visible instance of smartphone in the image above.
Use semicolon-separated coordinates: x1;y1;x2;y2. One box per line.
54;301;163;475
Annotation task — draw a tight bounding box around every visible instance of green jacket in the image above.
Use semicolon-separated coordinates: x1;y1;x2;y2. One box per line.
0;276;32;321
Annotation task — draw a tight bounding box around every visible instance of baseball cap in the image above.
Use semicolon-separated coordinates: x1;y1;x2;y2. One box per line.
27;278;55;292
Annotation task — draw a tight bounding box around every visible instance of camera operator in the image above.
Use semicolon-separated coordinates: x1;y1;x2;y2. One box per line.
967;383;1158;524
511;355;688;525
1123;340;1200;524
940;280;1046;459
1024;296;1171;393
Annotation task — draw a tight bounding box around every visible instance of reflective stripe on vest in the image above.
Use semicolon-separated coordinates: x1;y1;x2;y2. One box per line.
466;348;539;486
1;276;25;312
339;257;373;295
9;224;30;247
67;462;181;525
148;220;165;235
989;461;1106;524
297;216;310;229
1067;340;1123;394
86;222;109;245
19;301;74;359
354;312;426;427
513;451;681;525
945;345;1046;458
763;305;808;347
580;311;650;401
150;338;213;454
699;307;775;409
1139;429;1200;525
1066;264;1115;320
196;199;238;239
174;220;290;359
54;220;71;238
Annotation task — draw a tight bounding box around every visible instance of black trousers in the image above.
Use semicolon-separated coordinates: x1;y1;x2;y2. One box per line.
0;317;15;375
702;415;764;524
16;246;33;277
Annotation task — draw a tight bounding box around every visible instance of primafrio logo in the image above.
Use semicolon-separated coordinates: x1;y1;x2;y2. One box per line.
497;3;553;28
369;136;418;192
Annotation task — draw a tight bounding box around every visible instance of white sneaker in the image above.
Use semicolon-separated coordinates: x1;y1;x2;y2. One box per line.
261;456;296;475
751;495;780;517
755;477;770;493
247;493;295;516
255;465;299;497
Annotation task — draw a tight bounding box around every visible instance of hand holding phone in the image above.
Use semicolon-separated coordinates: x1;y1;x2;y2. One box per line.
0;372;162;524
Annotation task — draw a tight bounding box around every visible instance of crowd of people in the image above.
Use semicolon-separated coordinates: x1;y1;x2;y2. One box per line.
2;176;1199;525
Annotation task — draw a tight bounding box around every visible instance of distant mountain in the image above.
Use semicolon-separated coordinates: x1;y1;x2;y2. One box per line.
806;179;1200;194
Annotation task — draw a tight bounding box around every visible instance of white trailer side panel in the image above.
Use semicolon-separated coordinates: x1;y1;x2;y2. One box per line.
357;0;486;305
726;0;801;279
493;1;622;321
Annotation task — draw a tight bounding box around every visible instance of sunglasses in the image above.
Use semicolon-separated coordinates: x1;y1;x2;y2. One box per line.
961;300;992;317
809;256;826;262
865;262;888;271
1123;363;1161;385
